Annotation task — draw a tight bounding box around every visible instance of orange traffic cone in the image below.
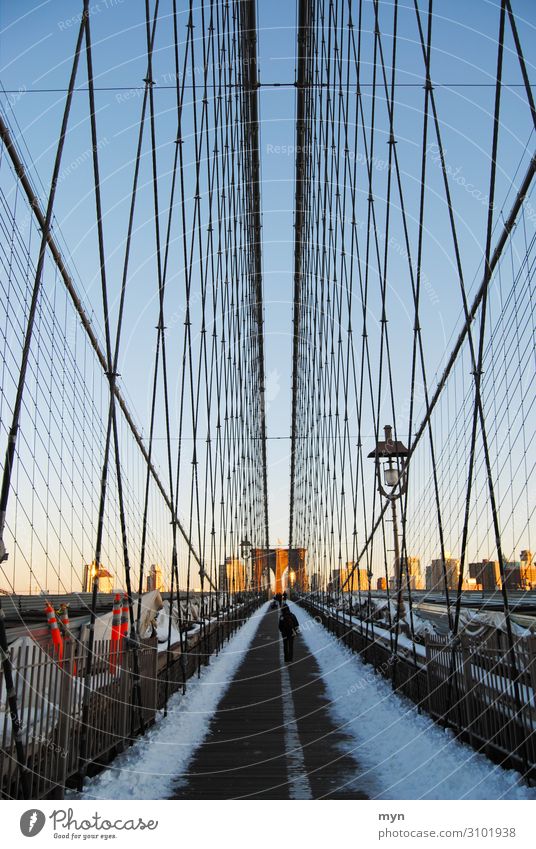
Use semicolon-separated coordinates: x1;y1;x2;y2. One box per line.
120;594;129;638
44;602;63;660
58;603;76;673
58;603;70;633
109;593;122;672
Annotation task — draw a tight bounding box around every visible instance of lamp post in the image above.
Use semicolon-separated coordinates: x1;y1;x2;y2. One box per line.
368;425;409;624
240;537;252;599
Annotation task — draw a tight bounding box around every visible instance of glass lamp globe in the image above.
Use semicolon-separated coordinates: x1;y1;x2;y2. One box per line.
384;466;399;487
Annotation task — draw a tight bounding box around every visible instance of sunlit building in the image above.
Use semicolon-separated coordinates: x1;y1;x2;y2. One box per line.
521;550;536;589
220;558;247;594
82;561;114;593
468;559;500;591
401;556;423;591
426;554;460;592
146;563;163;593
333;564;368;593
503;561;522;591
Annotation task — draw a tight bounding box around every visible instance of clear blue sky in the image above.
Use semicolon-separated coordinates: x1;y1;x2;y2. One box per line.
0;1;534;590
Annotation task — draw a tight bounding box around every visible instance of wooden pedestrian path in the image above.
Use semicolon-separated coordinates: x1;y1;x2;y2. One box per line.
173;606;368;799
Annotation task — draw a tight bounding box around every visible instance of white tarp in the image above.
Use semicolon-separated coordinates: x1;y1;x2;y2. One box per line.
458;608;531;638
80;591;164;642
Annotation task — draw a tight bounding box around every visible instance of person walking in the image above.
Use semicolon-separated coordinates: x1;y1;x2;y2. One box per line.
278;604;299;662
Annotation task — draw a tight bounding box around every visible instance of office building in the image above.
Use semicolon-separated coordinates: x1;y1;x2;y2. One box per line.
82;561;113;593
146;563;163;593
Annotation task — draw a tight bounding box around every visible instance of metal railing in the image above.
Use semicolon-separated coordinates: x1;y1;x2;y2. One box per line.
299;598;536;782
1;596;262;799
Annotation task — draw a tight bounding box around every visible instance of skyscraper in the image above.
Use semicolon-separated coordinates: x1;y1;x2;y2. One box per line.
146;563;163;593
426;555;460;592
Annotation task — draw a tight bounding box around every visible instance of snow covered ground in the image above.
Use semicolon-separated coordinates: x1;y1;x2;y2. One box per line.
79;602;268;800
292;602;535;800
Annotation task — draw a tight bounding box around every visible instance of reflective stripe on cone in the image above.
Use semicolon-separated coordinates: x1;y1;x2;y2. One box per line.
120;594;129;637
110;593;122;672
58;603;77;673
44;602;63;660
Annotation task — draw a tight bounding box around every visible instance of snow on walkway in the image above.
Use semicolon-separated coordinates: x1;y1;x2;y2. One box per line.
292;602;535;800
80;602;268;800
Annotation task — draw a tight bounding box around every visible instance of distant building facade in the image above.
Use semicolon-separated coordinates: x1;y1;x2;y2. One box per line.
503;553;536;591
503;562;522;591
82;561;113;593
520;550;536;589
426;555;460;592
468;559;500;591
332;564;368;593
219;558;247;594
146;564;163;593
399;556;423;591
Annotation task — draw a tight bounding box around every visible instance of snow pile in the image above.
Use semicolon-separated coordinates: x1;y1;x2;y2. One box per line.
80;602;268;799
411;614;437;639
292;602;535;800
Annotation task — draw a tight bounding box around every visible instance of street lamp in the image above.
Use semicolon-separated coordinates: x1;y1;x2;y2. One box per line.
240;537;252;597
368;425;409;623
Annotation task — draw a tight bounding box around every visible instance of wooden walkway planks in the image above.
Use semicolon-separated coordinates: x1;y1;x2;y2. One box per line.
173;606;368;799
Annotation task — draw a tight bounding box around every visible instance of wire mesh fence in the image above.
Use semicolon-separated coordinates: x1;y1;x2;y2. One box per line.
301;599;536;782
0;597;261;799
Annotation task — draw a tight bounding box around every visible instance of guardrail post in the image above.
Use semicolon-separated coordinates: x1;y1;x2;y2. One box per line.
460;636;475;747
56;640;74;798
119;640;130;750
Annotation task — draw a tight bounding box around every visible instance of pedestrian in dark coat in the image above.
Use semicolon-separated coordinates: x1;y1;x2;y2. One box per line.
278;604;299;662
